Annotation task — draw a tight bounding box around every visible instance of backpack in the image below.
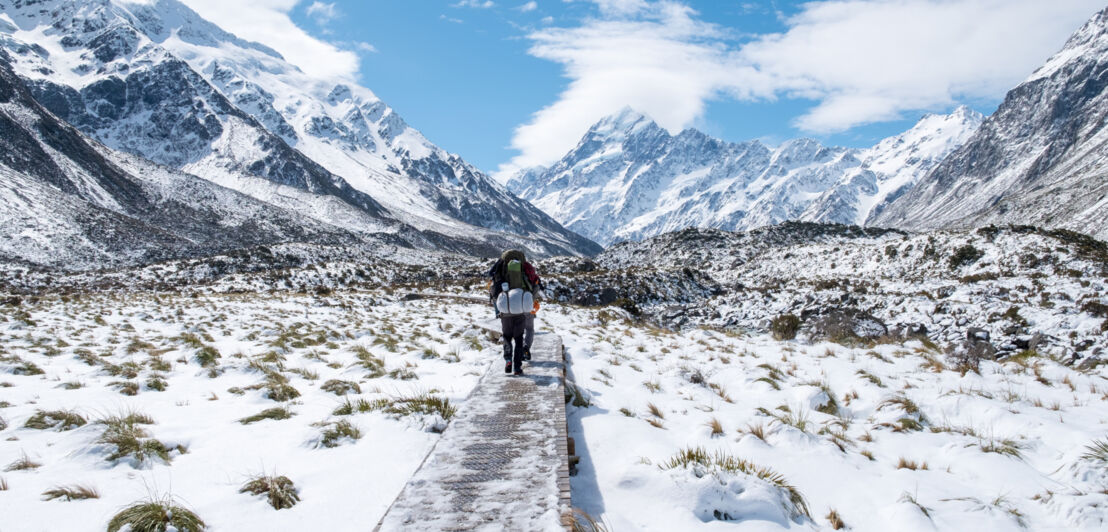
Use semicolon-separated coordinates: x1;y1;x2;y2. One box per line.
506;259;529;290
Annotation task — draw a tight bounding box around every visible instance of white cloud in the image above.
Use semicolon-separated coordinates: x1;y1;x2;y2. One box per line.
306;1;337;24
179;0;361;81
516;1;538;12
497;0;1103;178
453;0;495;8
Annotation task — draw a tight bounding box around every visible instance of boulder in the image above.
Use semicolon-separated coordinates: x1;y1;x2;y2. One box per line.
805;308;888;341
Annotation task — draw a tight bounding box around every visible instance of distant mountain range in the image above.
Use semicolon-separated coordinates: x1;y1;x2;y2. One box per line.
0;0;599;270
508;106;982;246
511;6;1108;244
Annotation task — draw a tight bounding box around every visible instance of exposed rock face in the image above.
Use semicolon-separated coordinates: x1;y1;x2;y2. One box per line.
874;6;1108;240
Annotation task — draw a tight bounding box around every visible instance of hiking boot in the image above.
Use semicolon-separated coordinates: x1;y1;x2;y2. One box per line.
523;347;531;361
504;361;512;374
513;367;524;376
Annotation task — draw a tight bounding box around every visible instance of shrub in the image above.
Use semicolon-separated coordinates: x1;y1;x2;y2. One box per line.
42;484;100;501
24;409;87;431
320;379;361;396
240;474;300;510
108;497;205;532
949;244;984;269
770;314;801;341
239;407;295;425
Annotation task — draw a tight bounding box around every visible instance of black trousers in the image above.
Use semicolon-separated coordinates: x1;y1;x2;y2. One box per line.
500;314;526;370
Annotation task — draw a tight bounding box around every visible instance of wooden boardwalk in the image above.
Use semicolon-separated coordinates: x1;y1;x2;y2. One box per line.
376;317;572;531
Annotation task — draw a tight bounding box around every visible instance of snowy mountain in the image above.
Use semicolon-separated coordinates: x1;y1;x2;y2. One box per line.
874;6;1108;240
0;50;358;270
509;107;979;246
0;0;599;257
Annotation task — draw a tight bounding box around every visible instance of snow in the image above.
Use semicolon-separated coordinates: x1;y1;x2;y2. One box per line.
510;107;980;246
0;292;497;531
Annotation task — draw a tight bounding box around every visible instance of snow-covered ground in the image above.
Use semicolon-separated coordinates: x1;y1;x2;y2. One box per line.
0;292;498;531
543;307;1108;531
2;282;1106;531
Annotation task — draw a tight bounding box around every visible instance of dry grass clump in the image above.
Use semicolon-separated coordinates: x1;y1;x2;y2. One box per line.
24;409;87;431
896;457;928;470
108;496;205;532
240;474;300;510
0;476;8;490
5;451;41;471
42;484;100;501
0;415;6;431
239;407;295;425
262;372;300;402
706;417;724;437
321;379;361;396
96;412;170;465
826;508;846;530
569;507;609;532
315;419;362;448
662;447;810;519
1081;439;1108;463
352;346;386;378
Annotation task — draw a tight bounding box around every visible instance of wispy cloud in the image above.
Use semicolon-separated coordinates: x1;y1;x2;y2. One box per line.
516;1;538;13
179;0;362;81
306;1;338;24
453;0;495;8
496;0;1103;178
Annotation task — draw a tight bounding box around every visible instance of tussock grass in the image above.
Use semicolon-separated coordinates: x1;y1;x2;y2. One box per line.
899;490;932;520
754;376;782;390
108;496;205;532
743;422;768;442
706;417;724;437
42;484;100;501
24;409;87;431
357;392;458;421
262;372;300;402
647;402;665;419
240;474;299;510
826;508;846;530
195;345;221;367
1080;439;1108;463
320;379;361;396
662;447;810;519
5;452;41;471
0;476;7;490
856;369;885;387
0;415;6;431
352;346;386;378
239;407;295;425
315;420;362;448
570;507;609;532
96;412;169;465
976;437;1025;459
896;457;928;470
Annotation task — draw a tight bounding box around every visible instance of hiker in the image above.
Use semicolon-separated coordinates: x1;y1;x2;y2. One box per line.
522;261;544;361
489;249;538;376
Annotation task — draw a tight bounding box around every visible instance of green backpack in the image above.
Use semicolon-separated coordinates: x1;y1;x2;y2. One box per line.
506;259;527;290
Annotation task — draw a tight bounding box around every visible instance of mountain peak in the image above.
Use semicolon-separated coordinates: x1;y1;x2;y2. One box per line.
588;106;655;135
1025;5;1108;83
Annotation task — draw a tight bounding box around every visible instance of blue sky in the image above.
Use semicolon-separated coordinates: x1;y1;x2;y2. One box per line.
183;0;1104;177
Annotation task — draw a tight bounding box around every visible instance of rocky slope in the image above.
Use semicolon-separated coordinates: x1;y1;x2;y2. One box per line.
0;0;598;258
508;107;980;246
0;50;360;271
874;6;1108;240
540;223;1108;366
